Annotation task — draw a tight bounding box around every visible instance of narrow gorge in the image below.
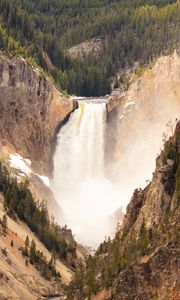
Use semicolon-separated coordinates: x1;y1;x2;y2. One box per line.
0;0;180;298
51;51;180;249
0;50;179;299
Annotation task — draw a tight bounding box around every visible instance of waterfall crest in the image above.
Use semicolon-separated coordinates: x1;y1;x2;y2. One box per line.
51;101;120;248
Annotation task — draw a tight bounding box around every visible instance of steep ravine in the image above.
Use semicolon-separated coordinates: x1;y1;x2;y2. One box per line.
0;50;179;300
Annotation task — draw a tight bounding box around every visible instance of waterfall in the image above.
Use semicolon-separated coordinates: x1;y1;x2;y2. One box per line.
53;101;106;187
51;97;179;249
51;101;120;248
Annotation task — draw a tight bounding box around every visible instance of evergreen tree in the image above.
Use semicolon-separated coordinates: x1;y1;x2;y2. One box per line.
25;235;30;248
0;0;179;96
29;239;36;265
2;214;8;235
138;220;149;255
25;258;29;267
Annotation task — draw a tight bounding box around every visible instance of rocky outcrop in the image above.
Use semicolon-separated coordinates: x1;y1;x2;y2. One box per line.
106;123;180;299
106;51;180;171
121;120;180;239
69;122;180;300
111;238;179;300
66;37;105;60
0;52;77;174
28;174;63;223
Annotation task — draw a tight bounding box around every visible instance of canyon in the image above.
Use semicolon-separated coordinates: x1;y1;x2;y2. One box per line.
0;49;179;299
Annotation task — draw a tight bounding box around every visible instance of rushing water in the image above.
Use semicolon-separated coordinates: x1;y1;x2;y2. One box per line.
51;90;180;249
51;100;120;248
53;101;106;185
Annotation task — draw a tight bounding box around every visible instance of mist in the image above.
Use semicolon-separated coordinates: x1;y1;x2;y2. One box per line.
108;76;180;207
51;55;180;248
51;101;123;248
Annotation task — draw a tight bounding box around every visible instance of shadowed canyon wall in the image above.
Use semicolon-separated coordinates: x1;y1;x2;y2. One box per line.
0;52;77;174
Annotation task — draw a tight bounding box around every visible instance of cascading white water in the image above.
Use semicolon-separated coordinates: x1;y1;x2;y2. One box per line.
54;101;106;185
51;101;120;248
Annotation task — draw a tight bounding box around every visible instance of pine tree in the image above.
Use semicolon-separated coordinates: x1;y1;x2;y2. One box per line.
2;214;8;235
23;236;29;256
138;220;149;255
25;258;29;266
48;253;56;271
29;239;36;265
25;235;30;248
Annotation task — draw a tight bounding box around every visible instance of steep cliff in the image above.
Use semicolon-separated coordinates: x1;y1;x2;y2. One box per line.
0;51;77;175
107;51;180;167
106;51;180;212
68;121;180;300
105;121;180;300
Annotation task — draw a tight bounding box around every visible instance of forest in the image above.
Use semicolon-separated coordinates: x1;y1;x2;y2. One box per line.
0;0;179;95
0;159;76;267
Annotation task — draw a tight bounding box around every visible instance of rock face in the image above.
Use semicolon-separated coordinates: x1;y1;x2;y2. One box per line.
106;51;180;169
111;238;179;300
121;121;180;237
28;174;63;223
0;52;77;174
67;122;180;300
73;122;179;300
108;123;180;300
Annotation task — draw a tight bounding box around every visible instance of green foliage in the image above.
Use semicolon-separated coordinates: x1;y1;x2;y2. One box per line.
0;159;76;265
67;260;86;299
23;238;60;279
2;214;8;235
176;158;180;205
67;130;180;298
25;235;30;247
86;255;98;298
29;239;36;265
162;135;180;197
0;0;179;96
162;136;177;164
175;130;180;204
137;220;149;255
25;258;29;266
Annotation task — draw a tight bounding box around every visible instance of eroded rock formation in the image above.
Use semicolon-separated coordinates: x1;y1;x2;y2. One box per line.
69;121;180;300
106;51;180;170
0;52;77;174
108;121;180;300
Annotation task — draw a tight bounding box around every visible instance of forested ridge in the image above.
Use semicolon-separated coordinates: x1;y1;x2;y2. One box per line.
0;0;179;96
0;159;77;274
